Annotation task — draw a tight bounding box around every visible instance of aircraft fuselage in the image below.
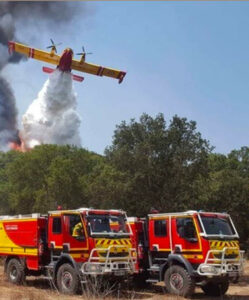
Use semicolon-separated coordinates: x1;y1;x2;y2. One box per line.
58;48;73;72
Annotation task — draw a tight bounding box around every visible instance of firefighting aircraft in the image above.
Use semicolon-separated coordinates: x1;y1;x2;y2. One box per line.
8;39;126;83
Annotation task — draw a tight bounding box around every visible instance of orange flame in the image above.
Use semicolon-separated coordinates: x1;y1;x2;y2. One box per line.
9;142;23;152
8;134;29;152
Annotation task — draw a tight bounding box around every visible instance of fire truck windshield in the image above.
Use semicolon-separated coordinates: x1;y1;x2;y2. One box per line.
200;215;236;237
87;214;131;236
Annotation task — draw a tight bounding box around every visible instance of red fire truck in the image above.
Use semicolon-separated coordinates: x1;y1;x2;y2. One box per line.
129;210;244;297
0;208;136;294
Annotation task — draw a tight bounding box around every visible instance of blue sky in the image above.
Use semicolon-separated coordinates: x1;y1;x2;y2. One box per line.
4;2;249;154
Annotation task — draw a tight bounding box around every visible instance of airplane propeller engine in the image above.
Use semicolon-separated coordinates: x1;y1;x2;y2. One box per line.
46;38;62;53
76;46;93;57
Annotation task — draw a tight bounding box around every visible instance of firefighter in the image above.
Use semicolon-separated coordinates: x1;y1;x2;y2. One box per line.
72;221;83;237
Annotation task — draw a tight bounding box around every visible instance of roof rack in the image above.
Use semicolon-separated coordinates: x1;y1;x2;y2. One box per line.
0;213;42;220
148;211;229;218
49;208;126;214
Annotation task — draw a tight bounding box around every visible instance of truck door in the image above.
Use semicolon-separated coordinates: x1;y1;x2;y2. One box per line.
149;218;170;257
171;216;201;255
62;213;88;261
48;215;63;250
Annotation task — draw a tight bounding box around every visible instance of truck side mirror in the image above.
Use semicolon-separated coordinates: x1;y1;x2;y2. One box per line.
63;243;70;253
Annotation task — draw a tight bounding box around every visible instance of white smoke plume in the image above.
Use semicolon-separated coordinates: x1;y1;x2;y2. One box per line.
21;70;81;149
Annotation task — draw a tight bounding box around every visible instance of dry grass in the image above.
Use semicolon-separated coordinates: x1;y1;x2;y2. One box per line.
0;263;248;300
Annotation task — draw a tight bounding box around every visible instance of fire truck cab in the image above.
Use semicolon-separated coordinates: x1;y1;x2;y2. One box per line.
0;208;136;294
129;211;244;297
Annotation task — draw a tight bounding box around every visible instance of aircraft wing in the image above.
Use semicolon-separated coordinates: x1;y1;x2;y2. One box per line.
71;59;126;84
8;41;60;66
8;41;126;83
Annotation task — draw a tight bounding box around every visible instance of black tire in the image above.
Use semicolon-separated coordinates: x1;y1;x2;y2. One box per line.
56;263;79;295
201;280;229;297
6;258;25;285
164;265;195;297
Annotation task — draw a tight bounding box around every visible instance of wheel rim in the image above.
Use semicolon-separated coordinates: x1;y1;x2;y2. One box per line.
62;271;73;290
169;272;184;290
10;265;18;281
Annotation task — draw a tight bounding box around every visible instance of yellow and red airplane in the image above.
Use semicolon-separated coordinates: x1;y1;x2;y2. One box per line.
8;40;126;83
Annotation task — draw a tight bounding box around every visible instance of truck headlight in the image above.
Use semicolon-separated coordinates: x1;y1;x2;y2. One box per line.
200;265;218;274
85;264;102;273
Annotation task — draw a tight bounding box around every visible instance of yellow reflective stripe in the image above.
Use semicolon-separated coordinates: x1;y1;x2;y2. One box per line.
69;247;89;250
0;247;38;256
95;238;132;248
102;240;108;247
183;254;203;259
71;254;81;259
96;239;102;246
209;240;239;250
158;248;171;252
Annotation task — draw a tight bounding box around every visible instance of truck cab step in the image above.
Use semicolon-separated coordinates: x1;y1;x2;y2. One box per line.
148;265;160;272
146;278;159;283
42;276;53;280
80;280;88;284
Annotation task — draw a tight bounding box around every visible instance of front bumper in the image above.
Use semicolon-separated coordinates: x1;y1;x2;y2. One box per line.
196;247;245;277
81;245;137;275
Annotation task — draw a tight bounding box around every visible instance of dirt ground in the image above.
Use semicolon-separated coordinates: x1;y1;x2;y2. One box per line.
0;263;248;300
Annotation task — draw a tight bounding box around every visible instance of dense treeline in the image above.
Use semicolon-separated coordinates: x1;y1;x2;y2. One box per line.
0;113;248;246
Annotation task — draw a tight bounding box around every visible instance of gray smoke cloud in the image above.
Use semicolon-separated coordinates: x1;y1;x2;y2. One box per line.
0;1;81;150
0;77;19;147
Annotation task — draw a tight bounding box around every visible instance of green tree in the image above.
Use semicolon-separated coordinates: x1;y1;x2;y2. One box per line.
105;113;212;215
0;151;21;214
208;150;249;245
4;145;101;214
82;161;129;210
228;146;249;177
